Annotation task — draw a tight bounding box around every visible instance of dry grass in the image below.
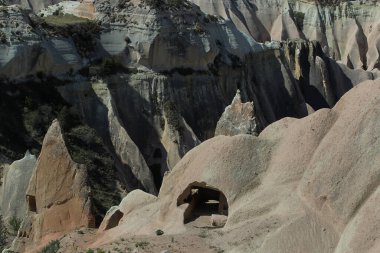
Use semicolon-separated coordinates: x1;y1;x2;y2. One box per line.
42;14;89;27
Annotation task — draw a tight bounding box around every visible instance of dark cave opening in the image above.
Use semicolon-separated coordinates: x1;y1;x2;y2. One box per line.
27;195;37;213
177;183;228;225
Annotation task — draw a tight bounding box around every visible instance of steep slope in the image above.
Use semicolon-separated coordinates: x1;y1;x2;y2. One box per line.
0;1;378;252
12;120;94;253
190;0;380;71
70;79;380;253
0;0;377;205
1;152;35;222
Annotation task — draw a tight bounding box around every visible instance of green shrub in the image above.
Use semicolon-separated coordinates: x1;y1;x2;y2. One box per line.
31;14;101;57
163;100;180;131
58;107;121;226
0;215;8;251
38;240;60;253
293;11;305;30
155;229;164;236
144;0;184;9
8;216;22;235
194;22;205;34
0;30;6;44
135;241;149;249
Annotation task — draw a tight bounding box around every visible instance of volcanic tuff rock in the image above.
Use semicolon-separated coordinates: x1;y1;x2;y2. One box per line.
190;0;380;71
87;79;380;253
98;189;157;233
215;89;259;136
11;120;94;252
0;151;35;222
0;1;379;251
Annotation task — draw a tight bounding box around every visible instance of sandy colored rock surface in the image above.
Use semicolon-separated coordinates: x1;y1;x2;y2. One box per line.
75;79;380;253
9;120;94;252
1;152;36;222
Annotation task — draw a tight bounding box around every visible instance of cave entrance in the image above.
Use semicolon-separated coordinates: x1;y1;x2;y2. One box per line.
27;195;37;213
177;183;228;227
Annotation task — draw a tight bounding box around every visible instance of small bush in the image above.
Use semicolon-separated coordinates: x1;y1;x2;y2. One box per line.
135;241;149;249
0;215;7;251
194;22;205;34
57;106;121;226
39;240;60;253
293;11;305;30
163;100;180;131
0;30;6;44
155;229;164;236
8;216;22;235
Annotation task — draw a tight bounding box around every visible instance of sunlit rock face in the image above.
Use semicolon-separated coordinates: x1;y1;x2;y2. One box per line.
0;1;379;252
85;80;380;253
190;0;380;71
1;151;36;222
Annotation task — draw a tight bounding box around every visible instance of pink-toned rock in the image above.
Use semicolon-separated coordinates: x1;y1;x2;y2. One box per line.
89;80;380;253
11;120;95;252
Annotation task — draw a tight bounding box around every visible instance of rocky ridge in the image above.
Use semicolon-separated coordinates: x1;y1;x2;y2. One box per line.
0;0;378;252
14;79;380;253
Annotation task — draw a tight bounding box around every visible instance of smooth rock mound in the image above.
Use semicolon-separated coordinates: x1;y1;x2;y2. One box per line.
93;79;380;253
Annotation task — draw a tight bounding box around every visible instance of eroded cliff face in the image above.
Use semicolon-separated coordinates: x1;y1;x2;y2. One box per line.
190;0;380;71
1;152;35;222
33;79;380;253
0;1;379;251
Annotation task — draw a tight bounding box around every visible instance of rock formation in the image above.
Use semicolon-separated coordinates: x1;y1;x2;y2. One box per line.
11;120;94;252
1;151;36;222
190;0;380;71
85;79;380;253
215;90;259;136
0;0;379;252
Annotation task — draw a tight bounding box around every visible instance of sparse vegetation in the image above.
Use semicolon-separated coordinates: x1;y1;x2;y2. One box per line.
43;14;89;27
57;106;121;226
163;100;181;132
0;215;7;251
144;0;185;9
135;241;149;249
8;216;22;236
194;22;205;34
293;11;305;30
0;79;66;160
31;14;101;57
155;229;164;236
0;30;6;44
38;240;60;253
101;58;125;75
198;230;208;238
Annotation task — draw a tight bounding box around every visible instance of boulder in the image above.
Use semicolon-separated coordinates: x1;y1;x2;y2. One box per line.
210;214;227;227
